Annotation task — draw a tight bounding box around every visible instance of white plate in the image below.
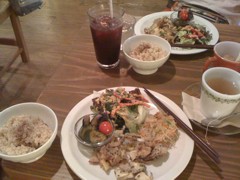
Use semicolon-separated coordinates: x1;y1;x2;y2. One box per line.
134;11;219;55
61;87;194;180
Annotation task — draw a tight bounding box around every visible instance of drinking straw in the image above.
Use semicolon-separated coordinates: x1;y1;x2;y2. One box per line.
109;0;113;18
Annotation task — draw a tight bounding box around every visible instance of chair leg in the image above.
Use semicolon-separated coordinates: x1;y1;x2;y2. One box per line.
9;11;30;63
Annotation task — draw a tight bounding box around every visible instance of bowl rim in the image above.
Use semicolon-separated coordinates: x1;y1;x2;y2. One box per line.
0;102;58;158
122;34;171;63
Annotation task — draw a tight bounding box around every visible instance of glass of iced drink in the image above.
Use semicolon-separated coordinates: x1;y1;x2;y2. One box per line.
88;4;124;69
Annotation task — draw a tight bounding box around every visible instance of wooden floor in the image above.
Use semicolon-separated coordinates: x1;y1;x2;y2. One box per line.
0;0;84;110
0;0;167;111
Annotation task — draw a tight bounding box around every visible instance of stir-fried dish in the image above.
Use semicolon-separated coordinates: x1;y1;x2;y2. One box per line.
144;16;212;45
89;88;179;179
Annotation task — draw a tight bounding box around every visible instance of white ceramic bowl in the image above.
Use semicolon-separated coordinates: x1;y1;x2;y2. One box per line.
122;34;171;75
0;102;58;163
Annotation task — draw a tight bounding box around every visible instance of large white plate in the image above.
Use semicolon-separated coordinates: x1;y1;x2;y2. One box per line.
61;87;194;180
134;11;219;55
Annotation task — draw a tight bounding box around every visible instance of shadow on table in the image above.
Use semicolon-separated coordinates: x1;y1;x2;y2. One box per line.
2;135;76;180
176;149;196;179
176;147;222;179
129;60;176;84
177;124;224;179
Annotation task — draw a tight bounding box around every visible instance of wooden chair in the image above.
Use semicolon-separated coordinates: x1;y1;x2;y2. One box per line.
0;0;30;75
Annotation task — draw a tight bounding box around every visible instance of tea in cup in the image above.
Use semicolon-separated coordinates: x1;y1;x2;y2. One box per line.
200;67;240;119
203;41;240;72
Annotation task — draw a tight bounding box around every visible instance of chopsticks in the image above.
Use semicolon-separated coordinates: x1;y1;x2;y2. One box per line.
171;43;214;49
143;88;220;164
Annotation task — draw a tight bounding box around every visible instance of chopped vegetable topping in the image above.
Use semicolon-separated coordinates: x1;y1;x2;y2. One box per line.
144;15;212;45
91;88;150;133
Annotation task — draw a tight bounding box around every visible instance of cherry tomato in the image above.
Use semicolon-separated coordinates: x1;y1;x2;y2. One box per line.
99;121;113;135
179;10;189;21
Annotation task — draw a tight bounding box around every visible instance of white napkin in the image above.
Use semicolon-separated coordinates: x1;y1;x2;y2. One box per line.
181;92;240;128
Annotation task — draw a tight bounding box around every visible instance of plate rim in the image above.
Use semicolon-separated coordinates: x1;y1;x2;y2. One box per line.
61;86;194;180
134;11;219;55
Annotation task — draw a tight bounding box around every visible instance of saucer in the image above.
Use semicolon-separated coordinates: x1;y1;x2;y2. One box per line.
182;82;240;135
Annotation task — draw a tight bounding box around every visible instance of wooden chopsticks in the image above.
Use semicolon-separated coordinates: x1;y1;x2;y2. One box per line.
171;43;214;49
143;88;220;164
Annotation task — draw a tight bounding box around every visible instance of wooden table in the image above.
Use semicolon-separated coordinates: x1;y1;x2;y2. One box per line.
2;2;240;179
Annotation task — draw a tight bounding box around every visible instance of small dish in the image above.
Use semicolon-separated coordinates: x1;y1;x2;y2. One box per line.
182;82;240;135
170;9;193;26
74;113;115;148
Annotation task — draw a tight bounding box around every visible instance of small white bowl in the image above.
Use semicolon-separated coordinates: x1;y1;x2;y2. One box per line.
0;102;58;163
122;34;171;75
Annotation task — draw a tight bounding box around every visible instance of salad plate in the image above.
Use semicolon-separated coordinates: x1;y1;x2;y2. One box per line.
134;11;219;55
61;86;194;180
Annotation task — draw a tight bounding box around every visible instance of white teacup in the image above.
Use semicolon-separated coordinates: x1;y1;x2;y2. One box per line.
200;67;240;119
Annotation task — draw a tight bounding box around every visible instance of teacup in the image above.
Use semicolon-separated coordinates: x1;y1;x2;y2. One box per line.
203;41;240;72
200;67;240;119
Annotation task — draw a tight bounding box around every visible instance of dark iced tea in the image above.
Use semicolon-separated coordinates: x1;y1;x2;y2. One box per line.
90;15;123;68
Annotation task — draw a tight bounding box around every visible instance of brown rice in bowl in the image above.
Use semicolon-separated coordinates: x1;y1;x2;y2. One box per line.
129;41;167;61
0;115;52;155
0;103;58;163
122;34;171;75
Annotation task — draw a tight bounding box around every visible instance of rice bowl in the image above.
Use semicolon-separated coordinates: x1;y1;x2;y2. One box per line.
122;34;171;75
0;102;58;163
